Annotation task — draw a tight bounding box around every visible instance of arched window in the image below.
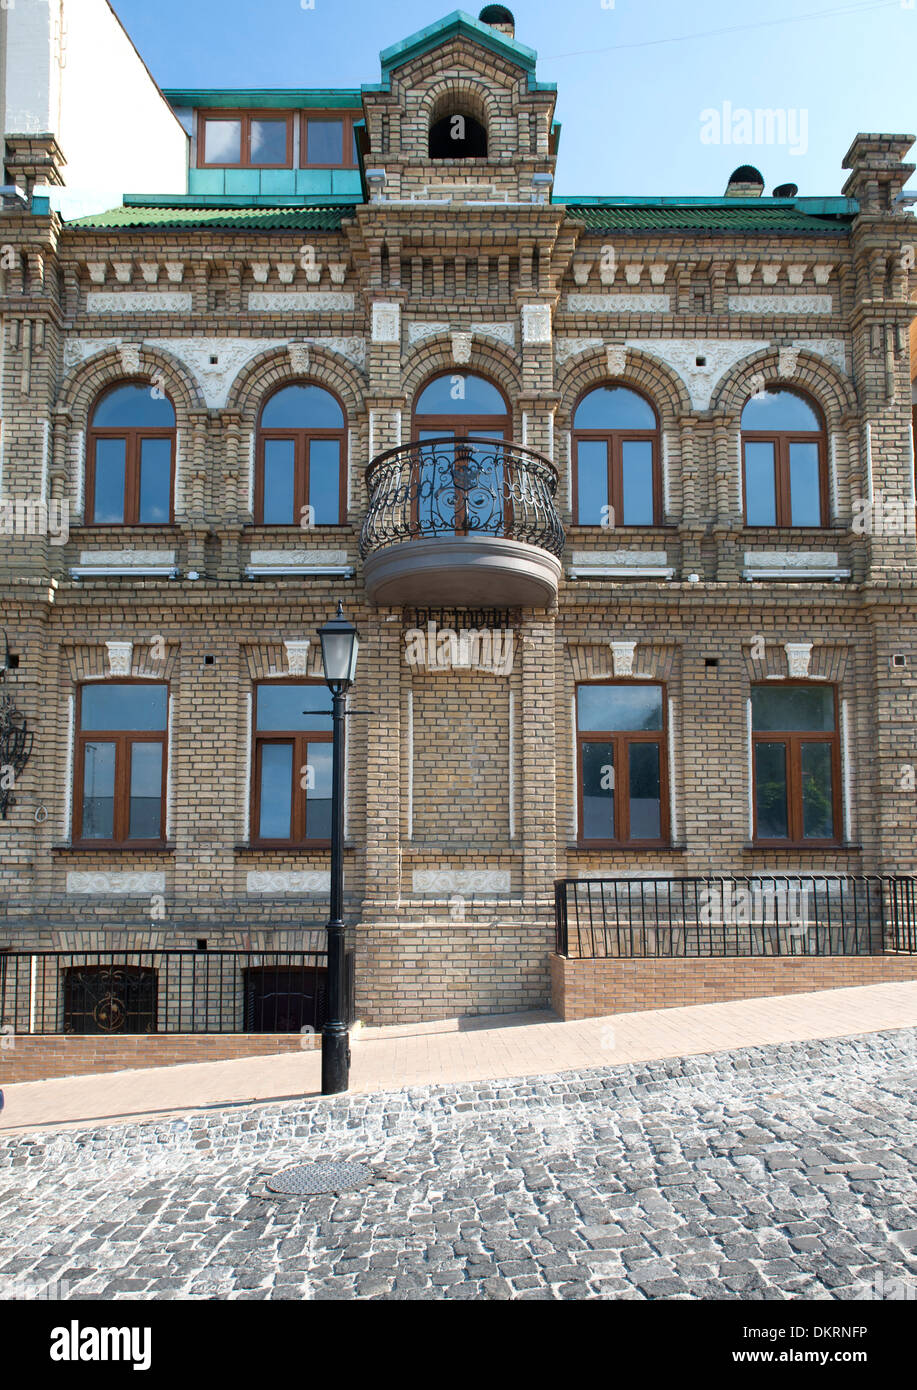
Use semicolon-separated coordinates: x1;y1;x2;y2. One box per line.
573;385;660;526
87;383;175;525
741;387;827;527
411;372;509;537
429;111;488;159
256;383;346;526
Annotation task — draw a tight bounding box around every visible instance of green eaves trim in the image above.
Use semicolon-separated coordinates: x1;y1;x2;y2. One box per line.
68;205;349;230
162;89;362;109
563;204;851;234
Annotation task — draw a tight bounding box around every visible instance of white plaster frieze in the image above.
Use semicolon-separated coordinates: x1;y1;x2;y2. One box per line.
79;550;176;567
567;294;671;313
67;872;165;894
248;292;355;312
87;292;192;313
247;871;330;894
554;337;604;365
412;870;511;894
248;549;348;568
728;294;833;315
625;339;768;410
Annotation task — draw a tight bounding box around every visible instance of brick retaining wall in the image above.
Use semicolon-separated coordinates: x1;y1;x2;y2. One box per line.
0;1033;318;1084
551;953;917;1020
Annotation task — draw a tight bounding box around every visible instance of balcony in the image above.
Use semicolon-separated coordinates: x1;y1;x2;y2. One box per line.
360;437;565;606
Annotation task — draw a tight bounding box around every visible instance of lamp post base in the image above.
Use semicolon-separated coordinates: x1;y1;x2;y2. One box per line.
321;1020;351;1095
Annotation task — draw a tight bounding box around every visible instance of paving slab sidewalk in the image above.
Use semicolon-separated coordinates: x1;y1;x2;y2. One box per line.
1;979;916;1136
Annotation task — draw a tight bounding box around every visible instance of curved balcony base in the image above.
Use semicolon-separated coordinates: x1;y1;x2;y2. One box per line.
362;535;562;608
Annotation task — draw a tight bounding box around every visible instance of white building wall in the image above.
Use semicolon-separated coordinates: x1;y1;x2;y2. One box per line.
1;0;187;218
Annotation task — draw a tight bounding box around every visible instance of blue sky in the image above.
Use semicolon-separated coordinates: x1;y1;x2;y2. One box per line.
111;0;917;198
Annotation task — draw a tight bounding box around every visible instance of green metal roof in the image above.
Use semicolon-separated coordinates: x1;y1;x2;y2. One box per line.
380;10;537;75
562;201;852;235
162;89;362;109
69;204;349;230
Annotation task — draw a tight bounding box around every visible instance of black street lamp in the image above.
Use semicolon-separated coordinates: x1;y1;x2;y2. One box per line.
0;631;33;821
316;601;359;1095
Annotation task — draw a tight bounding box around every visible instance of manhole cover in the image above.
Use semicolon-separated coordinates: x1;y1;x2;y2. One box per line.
266;1161;372;1195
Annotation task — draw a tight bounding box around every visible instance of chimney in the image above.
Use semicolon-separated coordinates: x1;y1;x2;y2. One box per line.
725;165;764;198
478;6;515;38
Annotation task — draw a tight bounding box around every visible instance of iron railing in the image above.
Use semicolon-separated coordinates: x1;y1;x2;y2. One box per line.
0;949;355;1036
554;875;917;959
360;436;565;558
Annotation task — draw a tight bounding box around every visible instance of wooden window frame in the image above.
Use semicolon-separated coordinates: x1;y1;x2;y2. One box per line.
251;679;335;848
741;391;828;527
73;681;169;848
412;373;511;538
572;387;662;528
751;682;842;846
254;384;348;527
575;680;670;847
85;422;176;527
300;111;361;169
198;110;294;169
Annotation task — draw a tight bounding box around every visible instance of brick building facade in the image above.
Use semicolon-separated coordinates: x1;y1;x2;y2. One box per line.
1;7;916;1044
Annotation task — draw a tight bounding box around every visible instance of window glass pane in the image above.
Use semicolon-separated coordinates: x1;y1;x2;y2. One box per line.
92;438;126;523
741;388;820;432
91;384;175;429
621;439;655;525
256;684;332;732
250;119;287;163
128;742;162;839
306;741;332;839
573;386;656;431
81;742;116;839
308;439;341;523
789;441;822;526
628;742;661;839
751;686;834;732
258;743;293;839
576;440;608;524
138;437;171;523
307;119;343;164
577;684;663;732
204;119;241;164
801;742;835;839
415;373;506;417
261;385;343;429
744;441;776;524
755;742;788;838
416;434;453;531
262;438;296;524
81;684;167;732
582;742;615;839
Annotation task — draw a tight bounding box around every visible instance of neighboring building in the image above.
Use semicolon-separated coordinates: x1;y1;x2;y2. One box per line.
1;7;916;1055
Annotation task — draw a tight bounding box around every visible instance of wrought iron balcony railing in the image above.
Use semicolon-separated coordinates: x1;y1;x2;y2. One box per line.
359;437;565;558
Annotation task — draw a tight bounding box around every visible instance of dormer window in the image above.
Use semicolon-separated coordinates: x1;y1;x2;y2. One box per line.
429;111;488;159
200;111;292;168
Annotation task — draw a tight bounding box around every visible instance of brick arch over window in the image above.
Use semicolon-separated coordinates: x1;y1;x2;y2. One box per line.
58;345;204;426
226;346;365;430
556;349;691;432
416;79;500;152
710;348;857;429
402;338;520;424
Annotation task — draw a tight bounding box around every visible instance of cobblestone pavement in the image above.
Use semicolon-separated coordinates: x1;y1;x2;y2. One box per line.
0;1029;915;1301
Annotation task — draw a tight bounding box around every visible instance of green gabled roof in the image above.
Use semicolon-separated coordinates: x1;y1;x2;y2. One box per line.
69;204;349;231
377;10;548;88
162;89;362;109
562;202;852;235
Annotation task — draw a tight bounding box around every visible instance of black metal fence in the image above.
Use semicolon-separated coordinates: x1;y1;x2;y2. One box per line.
554;875;917;959
0;949;356;1036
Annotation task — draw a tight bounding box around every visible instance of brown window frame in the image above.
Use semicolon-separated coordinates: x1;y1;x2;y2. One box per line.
254;383;348;527
198;110;294;169
250;679;335;848
572;387;662;528
300;111;361;169
575;680;670;847
73;681;169;848
411;372;511;538
741;392;828;528
751;682;842;846
85;427;176;527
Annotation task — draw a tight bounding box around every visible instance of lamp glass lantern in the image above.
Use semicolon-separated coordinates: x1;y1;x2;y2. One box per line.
318;602;359;692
